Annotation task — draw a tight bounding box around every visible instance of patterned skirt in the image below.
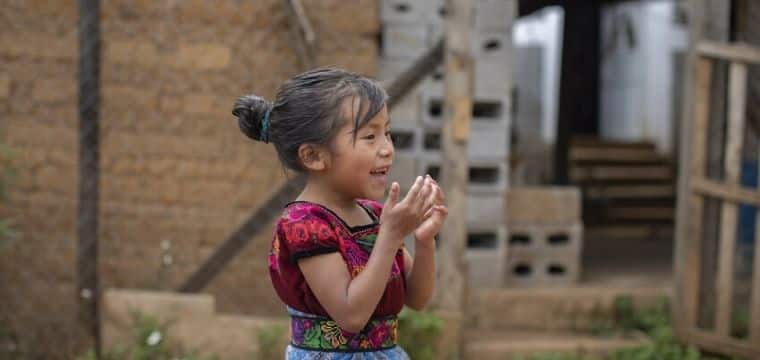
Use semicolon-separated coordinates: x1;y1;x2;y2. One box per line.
285;307;410;360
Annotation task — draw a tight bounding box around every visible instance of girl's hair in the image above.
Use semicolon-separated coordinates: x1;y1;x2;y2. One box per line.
232;68;388;172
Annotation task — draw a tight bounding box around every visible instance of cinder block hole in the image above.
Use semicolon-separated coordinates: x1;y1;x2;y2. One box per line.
548;233;569;246
428;100;443;117
390;130;415;150
394;3;411;13
509;234;531;246
472;101;502;118
469;166;499;184
483;38;502;51
547;264;566;276
513;263;532;276
467;232;498;249
425;165;440;181
429;99;502;119
423;132;441;150
438;6;448;16
432;70;444;81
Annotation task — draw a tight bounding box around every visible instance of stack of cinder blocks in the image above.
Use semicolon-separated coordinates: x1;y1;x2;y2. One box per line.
505;188;583;287
379;0;516;288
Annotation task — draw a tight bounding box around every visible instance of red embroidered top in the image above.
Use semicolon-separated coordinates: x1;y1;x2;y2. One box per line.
268;199;407;319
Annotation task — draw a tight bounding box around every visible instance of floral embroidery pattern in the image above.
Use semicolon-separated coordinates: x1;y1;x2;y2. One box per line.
291;316;398;351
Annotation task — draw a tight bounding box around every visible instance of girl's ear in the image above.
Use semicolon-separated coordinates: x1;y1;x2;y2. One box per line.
297;143;329;171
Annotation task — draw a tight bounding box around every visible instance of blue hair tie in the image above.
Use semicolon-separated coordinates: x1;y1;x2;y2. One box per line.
260;107;272;143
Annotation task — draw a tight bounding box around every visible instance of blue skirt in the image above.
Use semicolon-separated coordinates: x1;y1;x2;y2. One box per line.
285;307;410;360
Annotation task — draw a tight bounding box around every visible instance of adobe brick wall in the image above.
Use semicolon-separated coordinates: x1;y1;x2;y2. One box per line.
0;0;378;357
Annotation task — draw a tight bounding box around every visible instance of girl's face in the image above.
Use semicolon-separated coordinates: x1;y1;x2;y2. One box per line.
327;103;394;201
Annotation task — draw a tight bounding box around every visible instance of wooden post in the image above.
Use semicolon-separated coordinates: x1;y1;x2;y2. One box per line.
435;0;473;357
283;0;316;69
714;62;747;336
77;0;101;356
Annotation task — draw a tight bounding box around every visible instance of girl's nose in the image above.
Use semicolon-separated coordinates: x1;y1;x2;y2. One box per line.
379;143;393;157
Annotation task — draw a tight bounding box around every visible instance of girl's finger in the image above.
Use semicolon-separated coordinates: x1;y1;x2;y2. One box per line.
401;176;423;206
384;182;400;209
414;177;433;214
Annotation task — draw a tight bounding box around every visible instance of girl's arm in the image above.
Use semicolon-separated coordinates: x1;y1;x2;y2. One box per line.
404;181;447;310
298;178;432;333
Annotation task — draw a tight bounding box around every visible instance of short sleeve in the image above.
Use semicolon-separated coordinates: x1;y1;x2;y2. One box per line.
277;214;340;261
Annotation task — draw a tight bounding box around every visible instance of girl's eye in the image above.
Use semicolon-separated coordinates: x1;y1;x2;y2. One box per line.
364;134;375;140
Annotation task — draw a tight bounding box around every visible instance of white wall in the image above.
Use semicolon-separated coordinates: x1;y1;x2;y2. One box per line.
599;0;688;154
513;6;564;144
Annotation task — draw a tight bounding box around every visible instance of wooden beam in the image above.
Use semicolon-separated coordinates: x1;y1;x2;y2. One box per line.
683;57;712;329
691;177;760;207
435;0;474;357
179;45;446;293
283;0;316;69
77;0;102;356
715;62;747;336
697;40;760;65
752;143;760;344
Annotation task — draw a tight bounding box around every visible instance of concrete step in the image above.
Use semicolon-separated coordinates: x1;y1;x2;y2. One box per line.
468;287;670;332
465;330;649;360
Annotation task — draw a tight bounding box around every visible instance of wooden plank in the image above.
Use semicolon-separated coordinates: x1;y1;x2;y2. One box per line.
435;0;475;357
752;143;760;344
684;328;759;359
715;62;747;336
683;57;713;329
691;177;760;206
697;40;760;65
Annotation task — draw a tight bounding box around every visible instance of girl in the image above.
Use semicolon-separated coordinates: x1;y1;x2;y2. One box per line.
232;68;447;359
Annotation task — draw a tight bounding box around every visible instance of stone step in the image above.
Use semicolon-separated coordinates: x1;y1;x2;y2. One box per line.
465;330;649;360
468;287;670;332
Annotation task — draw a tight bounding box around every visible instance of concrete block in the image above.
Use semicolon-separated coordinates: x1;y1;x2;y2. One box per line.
382;23;430;59
381;0;443;24
474;57;513;96
507;187;582;224
507;222;583;255
503;221;583;287
421;125;508;158
390;125;421;154
466;226;507;288
467;249;505;288
421;94;510;130
377;57;412;81
388;87;422;127
472;30;512;59
504;250;581;287
388;155;418;190
467;190;506;227
474;0;516;30
418;155;508;193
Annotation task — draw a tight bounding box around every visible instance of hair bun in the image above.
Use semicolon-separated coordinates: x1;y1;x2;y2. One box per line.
232;94;272;142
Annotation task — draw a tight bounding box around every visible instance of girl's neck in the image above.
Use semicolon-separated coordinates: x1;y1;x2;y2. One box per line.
296;179;358;214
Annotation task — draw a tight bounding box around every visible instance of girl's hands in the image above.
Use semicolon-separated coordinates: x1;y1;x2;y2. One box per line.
379;176;434;247
413;176;447;248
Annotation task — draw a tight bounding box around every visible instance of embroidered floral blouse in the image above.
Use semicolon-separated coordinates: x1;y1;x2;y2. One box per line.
269;200;407;320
